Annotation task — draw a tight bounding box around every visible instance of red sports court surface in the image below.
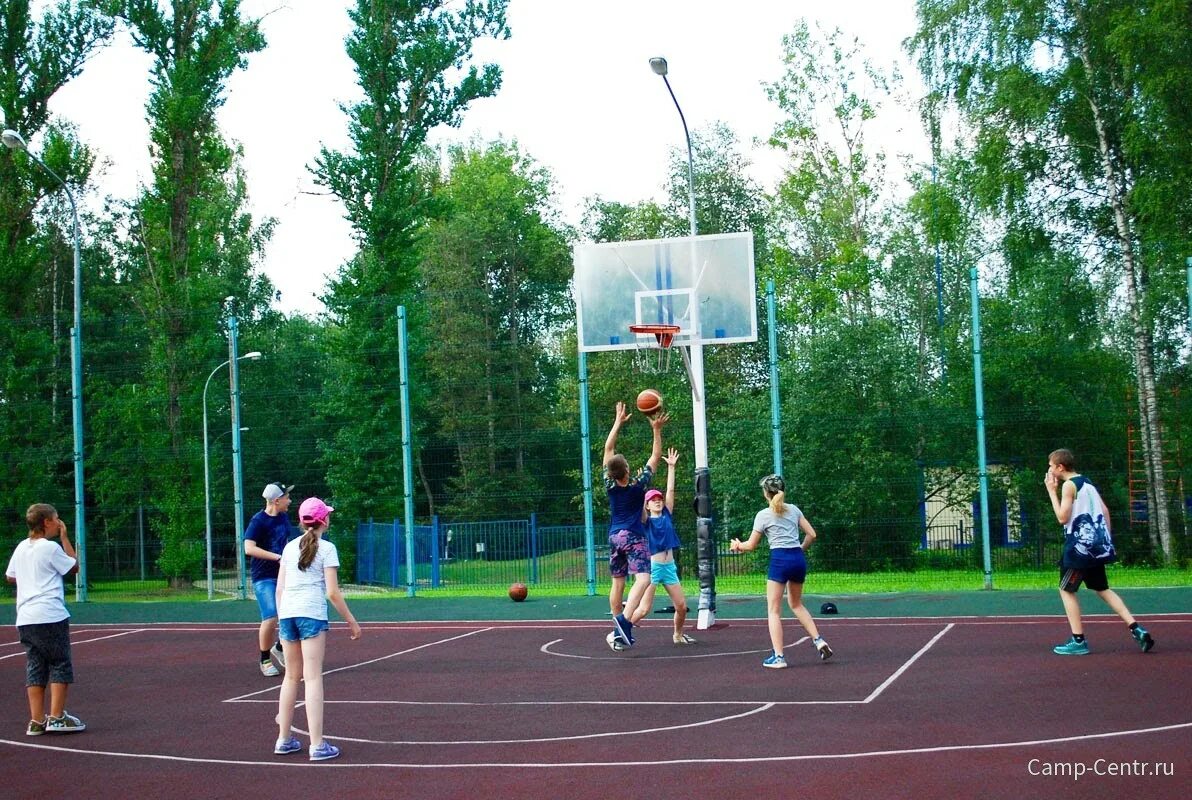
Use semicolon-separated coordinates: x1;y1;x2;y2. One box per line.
1;615;1189;798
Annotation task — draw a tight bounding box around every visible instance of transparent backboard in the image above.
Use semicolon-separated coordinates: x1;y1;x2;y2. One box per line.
573;232;757;352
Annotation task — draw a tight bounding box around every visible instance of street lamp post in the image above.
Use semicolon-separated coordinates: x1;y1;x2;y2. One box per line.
203;352;261;600
648;57;717;628
4;116;88;602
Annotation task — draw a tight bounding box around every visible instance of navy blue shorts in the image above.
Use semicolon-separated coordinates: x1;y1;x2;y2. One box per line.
767;547;807;584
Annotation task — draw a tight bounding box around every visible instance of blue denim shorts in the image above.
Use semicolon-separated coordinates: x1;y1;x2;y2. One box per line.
279;616;330;642
253;578;278;621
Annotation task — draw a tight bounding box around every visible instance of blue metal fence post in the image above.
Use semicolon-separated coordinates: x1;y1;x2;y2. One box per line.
356;522;363;583
529;513;539;584
579;350;596;596
431;515;440;588
391;519;400;589
970;268;994;589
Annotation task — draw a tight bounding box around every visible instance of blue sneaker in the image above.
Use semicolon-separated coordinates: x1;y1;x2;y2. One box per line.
612;614;635;647
1053;637;1090;655
309;741;341;761
274;737;302;755
1131;626;1155;652
762;652;788;669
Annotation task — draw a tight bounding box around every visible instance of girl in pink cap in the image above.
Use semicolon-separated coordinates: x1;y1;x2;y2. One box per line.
638;447;695;645
273;497;362;762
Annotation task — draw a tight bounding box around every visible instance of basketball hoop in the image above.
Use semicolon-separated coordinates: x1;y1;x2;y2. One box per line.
630;323;681;372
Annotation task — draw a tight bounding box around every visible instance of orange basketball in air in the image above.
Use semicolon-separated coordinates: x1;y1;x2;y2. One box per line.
636;389;663;415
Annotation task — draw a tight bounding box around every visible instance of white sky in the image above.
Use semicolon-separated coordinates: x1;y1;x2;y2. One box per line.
44;0;924;315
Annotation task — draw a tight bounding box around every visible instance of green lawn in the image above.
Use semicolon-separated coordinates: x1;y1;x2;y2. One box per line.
4;551;1185;603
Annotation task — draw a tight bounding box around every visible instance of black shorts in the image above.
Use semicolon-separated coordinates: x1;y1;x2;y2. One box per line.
1059;565;1109;593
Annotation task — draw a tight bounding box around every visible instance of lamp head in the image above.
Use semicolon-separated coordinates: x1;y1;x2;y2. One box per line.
242;351;263;360
649;57;668;76
2;129;28;151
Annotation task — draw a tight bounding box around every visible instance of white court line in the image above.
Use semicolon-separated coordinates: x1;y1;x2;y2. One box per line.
1;721;1187;768
539;636;809;660
862;624;953;704
29;611;1191;629
0;629;146;661
223;627;494;702
287;703;776;745
234;698;861;706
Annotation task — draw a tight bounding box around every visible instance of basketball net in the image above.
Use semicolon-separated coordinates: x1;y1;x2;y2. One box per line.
628;324;701;402
629;324;678;373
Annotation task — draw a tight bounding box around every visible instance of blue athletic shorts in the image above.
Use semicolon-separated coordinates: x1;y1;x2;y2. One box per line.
651;559;680;586
767;547;807;584
279;617;330;642
253;578;278;621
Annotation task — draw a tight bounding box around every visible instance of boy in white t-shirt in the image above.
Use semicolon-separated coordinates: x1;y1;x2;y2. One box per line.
5;504;85;735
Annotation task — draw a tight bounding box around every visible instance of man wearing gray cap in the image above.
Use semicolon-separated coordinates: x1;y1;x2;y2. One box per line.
245;482;296;676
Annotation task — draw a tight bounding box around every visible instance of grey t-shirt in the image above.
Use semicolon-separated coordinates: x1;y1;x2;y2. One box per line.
752;504;804;549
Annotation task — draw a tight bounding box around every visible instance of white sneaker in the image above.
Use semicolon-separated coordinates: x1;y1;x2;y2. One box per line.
815;637;833;661
271;641;286;669
260;660;281;677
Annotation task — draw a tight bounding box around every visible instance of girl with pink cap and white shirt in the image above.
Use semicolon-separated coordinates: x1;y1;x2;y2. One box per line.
273;497;362;762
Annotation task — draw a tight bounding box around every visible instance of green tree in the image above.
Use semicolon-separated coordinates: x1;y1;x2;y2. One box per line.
312;0;509;524
766;21;895;333
912;0;1192;560
759;21;928;565
0;1;112;530
100;0;274;581
419;141;572;520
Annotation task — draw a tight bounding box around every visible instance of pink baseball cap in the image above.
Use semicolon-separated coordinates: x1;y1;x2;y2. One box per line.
644;489;664;503
298;497;334;525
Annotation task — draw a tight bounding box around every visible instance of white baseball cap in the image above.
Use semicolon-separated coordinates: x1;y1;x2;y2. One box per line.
262;482;294;501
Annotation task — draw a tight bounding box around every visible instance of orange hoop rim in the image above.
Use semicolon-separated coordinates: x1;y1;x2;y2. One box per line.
629;323;681;349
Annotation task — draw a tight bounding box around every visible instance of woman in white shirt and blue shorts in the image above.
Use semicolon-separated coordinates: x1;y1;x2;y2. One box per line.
730;475;833;669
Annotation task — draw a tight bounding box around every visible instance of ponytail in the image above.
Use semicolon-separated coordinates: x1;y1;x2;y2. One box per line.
760;474;788;516
298;523;322;571
769;489;787;516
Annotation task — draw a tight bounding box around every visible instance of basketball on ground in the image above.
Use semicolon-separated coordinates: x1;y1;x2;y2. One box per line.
636;388;663;415
509;582;528;602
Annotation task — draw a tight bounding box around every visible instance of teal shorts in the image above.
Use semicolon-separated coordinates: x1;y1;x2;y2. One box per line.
650;559;680;586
